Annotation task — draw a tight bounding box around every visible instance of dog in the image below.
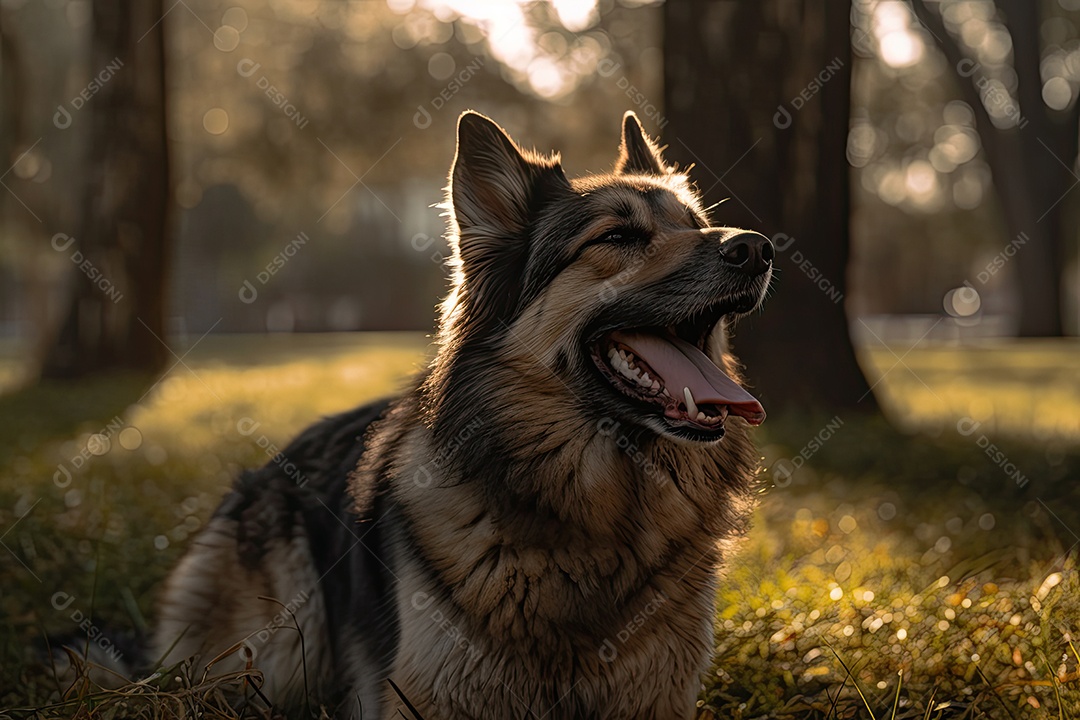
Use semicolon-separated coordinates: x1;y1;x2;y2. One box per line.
151;110;773;719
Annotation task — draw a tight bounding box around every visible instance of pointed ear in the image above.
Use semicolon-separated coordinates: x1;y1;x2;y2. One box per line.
448;111;570;327
615;111;669;175
450;111;568;236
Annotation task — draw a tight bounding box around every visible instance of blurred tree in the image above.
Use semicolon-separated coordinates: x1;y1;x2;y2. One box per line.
164;0;664;333
40;0;171;378
664;1;878;413
910;0;1077;337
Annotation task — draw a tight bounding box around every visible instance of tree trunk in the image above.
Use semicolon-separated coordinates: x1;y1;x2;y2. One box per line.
911;0;1073;337
663;0;877;413
40;0;172;378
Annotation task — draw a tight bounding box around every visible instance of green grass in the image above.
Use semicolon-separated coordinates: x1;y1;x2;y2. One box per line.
0;333;1078;718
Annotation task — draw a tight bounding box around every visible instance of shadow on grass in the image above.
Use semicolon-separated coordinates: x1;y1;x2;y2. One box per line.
0;374;156;467
757;410;1080;569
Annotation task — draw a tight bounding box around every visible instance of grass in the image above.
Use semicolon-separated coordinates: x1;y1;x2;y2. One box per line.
0;333;1078;718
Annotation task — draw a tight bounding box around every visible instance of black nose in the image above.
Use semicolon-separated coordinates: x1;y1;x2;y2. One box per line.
720;232;774;276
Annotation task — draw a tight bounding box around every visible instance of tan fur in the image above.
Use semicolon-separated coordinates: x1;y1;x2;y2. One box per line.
153;517;334;703
354;113;767;718
153;111;769;720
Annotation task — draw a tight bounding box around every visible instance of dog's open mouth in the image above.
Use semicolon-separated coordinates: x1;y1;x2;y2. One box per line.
590;299;765;439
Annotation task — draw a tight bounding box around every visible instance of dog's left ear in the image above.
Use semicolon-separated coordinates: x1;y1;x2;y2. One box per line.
615;111;669;175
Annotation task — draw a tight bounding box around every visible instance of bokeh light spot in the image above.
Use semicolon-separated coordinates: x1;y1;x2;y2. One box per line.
119;427;143;451
880;30;924;68
222;7;248;31
427;52;456;79
87;433;110;456
1042;76;1072;111
944;286;981;317
551;0;598;33
203;108;230;135
214;25;241;52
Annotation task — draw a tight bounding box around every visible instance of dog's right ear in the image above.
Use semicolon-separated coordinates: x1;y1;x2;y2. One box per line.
448;111;569;325
615;111;669;175
450;111;568;236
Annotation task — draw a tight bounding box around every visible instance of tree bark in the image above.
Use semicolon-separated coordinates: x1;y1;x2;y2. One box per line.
911;0;1073;337
663;0;877;413
40;0;172;378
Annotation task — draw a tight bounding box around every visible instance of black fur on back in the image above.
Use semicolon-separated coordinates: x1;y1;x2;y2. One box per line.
213;398;400;689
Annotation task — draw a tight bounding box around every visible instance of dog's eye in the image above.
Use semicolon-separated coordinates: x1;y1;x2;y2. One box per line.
596;228;647;245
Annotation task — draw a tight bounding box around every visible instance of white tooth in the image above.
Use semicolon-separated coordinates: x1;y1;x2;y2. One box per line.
651;380;661;391
696;411;706;421
683;387;698;417
641;372;650;383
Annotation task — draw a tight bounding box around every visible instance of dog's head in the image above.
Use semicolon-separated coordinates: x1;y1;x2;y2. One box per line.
433;110;772;447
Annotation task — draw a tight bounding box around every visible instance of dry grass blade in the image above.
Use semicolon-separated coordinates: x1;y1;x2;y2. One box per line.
1039;652;1064;720
257;594;312;717
824;673;848;720
388;677;426;720
972;662;1017;720
889;669;902;720
827;644;877;720
921;686;938;720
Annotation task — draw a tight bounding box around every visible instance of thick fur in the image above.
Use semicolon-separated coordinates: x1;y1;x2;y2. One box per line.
152;111;770;719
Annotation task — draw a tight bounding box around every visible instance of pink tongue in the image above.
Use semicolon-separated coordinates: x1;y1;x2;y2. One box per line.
610;331;766;425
